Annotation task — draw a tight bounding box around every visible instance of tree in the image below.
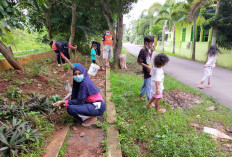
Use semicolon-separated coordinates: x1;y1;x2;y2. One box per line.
100;0;137;69
156;1;190;54
187;0;211;60
0;0;24;71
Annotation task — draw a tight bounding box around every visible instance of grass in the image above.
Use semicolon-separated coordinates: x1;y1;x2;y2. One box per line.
110;49;232;156
0;29;51;59
58;130;72;157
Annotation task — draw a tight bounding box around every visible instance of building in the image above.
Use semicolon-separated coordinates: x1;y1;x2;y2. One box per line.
155;16;232;69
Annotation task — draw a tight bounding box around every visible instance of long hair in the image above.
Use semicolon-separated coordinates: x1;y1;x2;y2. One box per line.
208;45;221;57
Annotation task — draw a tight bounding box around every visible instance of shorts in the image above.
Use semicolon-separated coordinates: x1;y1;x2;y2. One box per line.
103;45;113;59
153;93;163;99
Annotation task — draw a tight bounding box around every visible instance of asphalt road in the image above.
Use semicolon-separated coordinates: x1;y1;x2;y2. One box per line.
123;43;232;109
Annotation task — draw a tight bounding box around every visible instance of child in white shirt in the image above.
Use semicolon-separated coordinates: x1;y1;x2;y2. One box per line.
198;46;221;89
147;53;169;113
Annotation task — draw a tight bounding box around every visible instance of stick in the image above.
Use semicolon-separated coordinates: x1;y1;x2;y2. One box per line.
60;52;74;69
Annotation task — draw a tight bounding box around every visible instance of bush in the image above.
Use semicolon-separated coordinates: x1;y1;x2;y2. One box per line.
0;117;41;157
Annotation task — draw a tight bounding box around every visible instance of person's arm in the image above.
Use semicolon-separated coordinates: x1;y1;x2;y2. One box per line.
155;81;160;94
67;98;86;106
69;44;77;49
141;63;152;72
137;51;151;72
60;53;74;69
53;98;86;107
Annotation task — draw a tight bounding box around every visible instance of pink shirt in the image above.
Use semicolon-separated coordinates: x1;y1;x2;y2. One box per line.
65;93;104;107
86;93;104;103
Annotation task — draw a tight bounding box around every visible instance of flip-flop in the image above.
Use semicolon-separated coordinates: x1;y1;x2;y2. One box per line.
158;109;166;113
198;85;204;89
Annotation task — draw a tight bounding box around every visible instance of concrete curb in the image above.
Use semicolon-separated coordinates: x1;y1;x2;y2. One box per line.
43;125;69;157
106;67;122;157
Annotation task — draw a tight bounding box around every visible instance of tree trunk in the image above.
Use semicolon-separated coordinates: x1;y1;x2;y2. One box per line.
192;19;196;61
0;40;24;71
102;0;116;44
69;3;77;54
211;0;220;46
113;12;123;69
44;9;52;42
162;21;167;52
172;24;176;54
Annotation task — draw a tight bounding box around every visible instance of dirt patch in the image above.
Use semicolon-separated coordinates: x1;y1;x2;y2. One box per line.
163;90;202;109
65;126;104;157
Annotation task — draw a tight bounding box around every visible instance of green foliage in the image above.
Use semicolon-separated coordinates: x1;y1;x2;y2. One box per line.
151;24;162;37
5;86;23;101
0;117;41;157
62;63;72;72
0;0;24;34
201;0;232;49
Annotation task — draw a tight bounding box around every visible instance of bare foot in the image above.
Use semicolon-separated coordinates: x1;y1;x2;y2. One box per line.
198;84;204;89
138;97;146;101
82;117;97;127
207;84;211;88
157;109;166;113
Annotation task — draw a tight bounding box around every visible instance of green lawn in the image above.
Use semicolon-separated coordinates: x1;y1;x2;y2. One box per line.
110;48;232;156
0;29;51;59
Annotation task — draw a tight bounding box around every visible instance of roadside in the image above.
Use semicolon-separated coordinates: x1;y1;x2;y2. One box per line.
123;43;232;109
110;48;232;156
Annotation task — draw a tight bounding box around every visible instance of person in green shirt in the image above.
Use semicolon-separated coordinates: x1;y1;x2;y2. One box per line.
91;44;97;63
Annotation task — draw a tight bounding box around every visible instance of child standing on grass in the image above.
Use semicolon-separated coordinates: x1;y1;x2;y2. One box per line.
198;45;221;89
147;53;169;113
137;35;154;101
91;44;97;64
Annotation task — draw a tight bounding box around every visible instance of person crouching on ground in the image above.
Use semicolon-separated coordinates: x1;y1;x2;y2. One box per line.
137;35;155;101
198;45;221;89
147;53;169;113
53;64;105;126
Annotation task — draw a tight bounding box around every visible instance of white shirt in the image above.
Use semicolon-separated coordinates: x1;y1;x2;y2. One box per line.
150;67;164;95
206;55;217;68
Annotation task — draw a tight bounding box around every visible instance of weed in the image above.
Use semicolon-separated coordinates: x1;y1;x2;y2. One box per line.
62;63;72;72
5;86;23;101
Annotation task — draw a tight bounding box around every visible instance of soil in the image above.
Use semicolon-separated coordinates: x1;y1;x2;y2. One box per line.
163;90;202;109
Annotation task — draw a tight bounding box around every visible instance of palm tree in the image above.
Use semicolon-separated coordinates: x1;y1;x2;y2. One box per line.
187;0;218;60
155;2;190;54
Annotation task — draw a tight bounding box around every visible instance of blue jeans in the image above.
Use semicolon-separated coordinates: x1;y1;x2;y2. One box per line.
67;101;105;121
139;77;151;101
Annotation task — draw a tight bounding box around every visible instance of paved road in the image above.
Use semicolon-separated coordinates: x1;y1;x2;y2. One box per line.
123;43;232;109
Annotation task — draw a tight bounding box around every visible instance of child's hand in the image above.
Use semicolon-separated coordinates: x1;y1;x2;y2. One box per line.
151;46;155;52
53;101;64;107
156;90;160;95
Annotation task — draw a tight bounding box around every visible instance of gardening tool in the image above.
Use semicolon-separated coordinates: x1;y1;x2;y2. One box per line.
60;52;79;69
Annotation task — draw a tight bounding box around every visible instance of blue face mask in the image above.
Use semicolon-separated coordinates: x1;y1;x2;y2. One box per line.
73;74;84;82
145;45;149;49
106;32;110;36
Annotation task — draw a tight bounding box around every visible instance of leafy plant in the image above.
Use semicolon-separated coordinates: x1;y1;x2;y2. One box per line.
0;117;41;157
49;95;62;103
5;86;23;101
62;63;72;72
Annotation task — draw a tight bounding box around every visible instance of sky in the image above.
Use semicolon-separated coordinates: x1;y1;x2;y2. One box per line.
123;0;165;28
